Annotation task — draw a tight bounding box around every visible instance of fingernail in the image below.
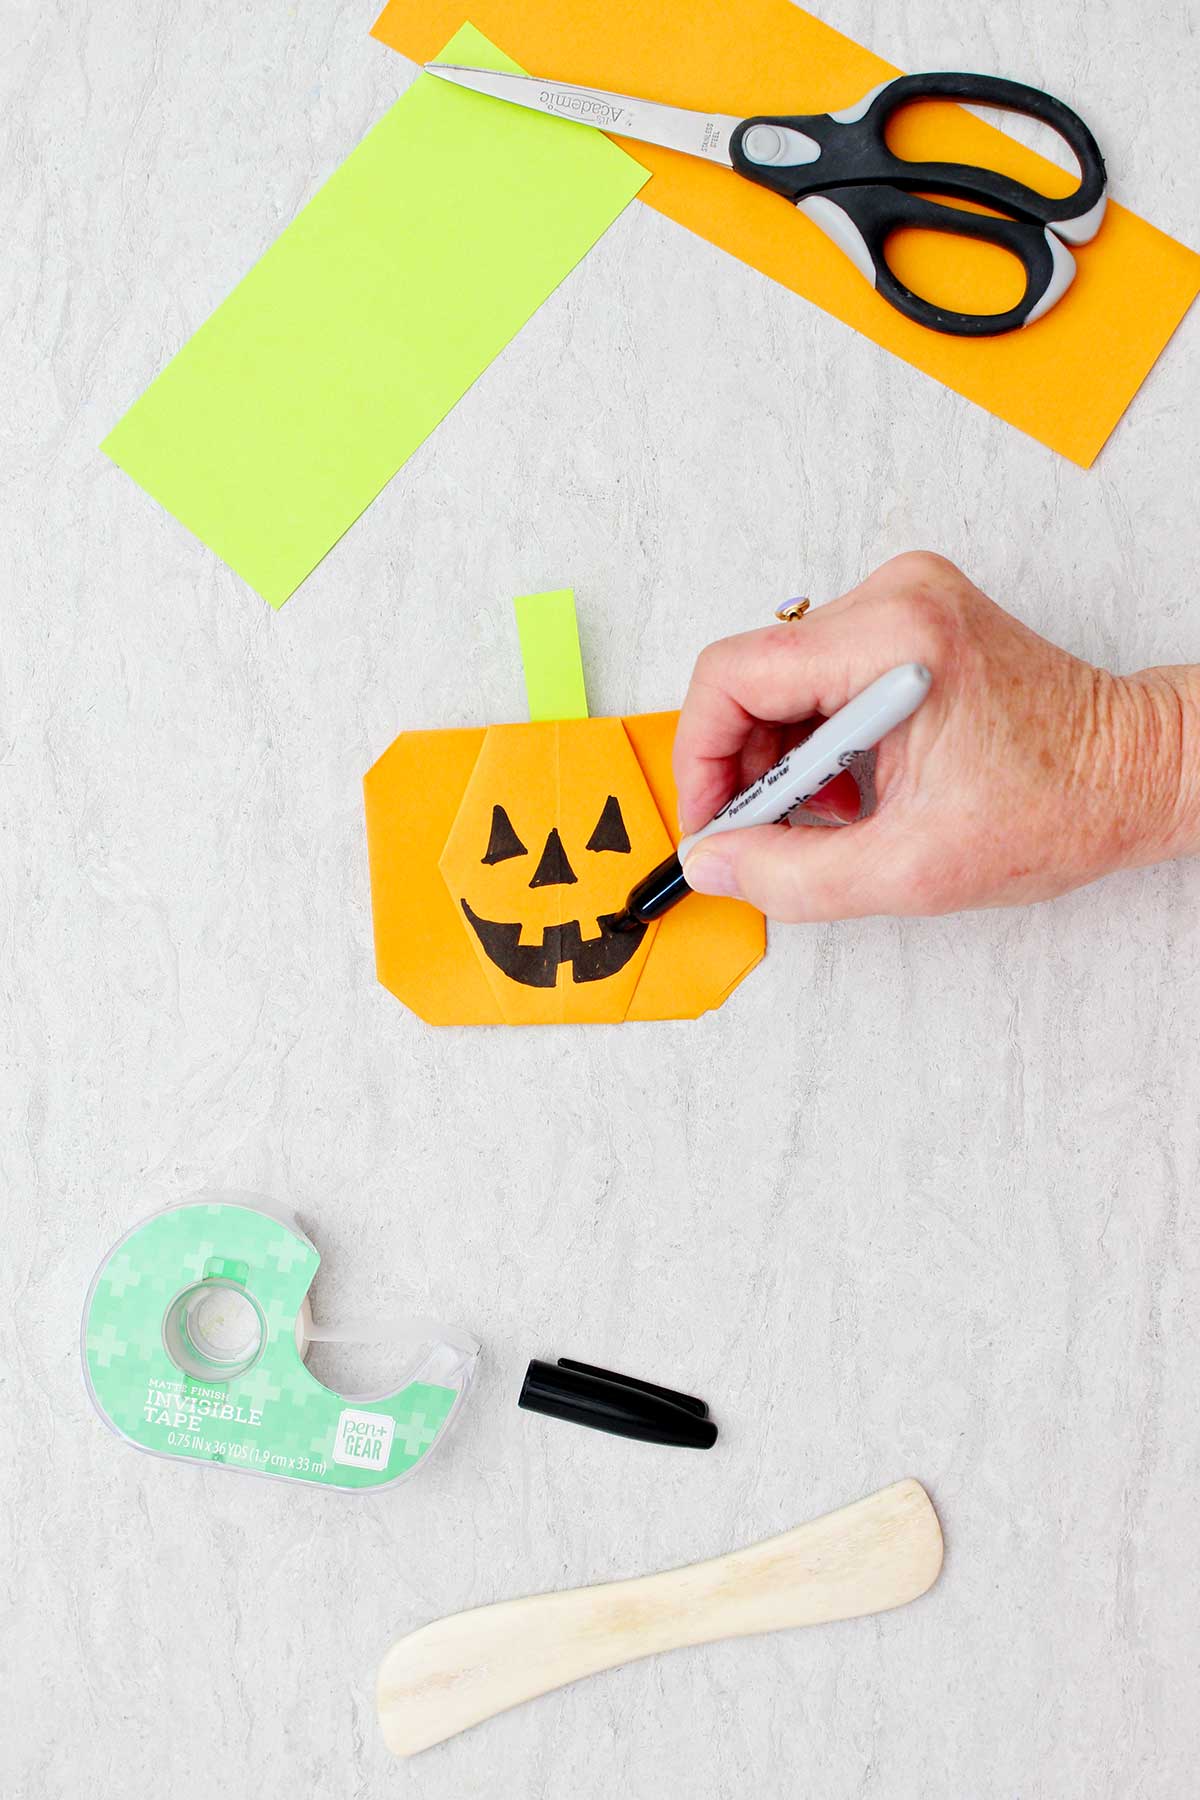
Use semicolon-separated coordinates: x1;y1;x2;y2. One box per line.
684;850;742;899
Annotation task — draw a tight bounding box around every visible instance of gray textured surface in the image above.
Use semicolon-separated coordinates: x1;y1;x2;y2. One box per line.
3;1;1199;1795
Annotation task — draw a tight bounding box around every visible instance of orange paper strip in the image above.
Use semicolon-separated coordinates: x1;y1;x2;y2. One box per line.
372;0;1200;465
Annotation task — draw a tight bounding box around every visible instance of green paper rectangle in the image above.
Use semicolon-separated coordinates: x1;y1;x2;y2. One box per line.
514;588;589;720
101;23;648;608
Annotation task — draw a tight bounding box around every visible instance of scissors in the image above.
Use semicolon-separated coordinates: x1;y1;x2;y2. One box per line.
425;63;1107;337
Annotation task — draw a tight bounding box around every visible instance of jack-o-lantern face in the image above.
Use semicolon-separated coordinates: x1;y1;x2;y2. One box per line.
439;719;675;1024
462;793;644;986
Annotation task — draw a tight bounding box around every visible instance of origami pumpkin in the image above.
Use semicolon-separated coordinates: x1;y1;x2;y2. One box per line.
363;593;766;1026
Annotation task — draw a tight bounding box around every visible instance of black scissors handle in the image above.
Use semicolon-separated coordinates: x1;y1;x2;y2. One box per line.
799;186;1077;336
729;72;1107;336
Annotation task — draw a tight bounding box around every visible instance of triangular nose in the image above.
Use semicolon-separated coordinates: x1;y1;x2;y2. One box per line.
529;827;578;889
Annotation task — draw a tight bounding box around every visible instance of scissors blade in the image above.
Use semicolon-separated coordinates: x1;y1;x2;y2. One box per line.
424;63;740;166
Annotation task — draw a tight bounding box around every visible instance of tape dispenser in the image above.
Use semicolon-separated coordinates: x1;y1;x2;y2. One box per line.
82;1192;479;1491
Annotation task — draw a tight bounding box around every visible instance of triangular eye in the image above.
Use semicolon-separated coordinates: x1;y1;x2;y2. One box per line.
481;804;528;865
585;794;631;854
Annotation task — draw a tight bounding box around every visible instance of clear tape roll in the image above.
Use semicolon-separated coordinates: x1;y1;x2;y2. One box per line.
83;1192;480;1491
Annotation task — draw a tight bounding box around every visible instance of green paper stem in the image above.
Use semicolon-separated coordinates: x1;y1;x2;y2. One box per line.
514;589;589;721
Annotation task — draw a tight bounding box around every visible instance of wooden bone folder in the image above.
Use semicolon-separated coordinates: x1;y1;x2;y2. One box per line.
378;1477;944;1755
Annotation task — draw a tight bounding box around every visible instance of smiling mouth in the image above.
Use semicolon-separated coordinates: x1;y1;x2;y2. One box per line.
461;900;647;987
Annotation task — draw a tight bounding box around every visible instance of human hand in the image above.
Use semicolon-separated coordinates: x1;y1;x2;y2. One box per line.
673;553;1198;922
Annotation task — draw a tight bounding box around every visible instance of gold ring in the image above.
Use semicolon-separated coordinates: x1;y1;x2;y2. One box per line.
774;596;811;623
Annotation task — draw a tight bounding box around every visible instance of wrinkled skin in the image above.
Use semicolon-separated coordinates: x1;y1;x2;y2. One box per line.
674;553;1200;924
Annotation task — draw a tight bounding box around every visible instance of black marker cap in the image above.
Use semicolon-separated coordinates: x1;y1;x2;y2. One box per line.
519;1358;718;1449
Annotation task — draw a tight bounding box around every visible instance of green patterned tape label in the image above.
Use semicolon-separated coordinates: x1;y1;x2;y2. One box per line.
83;1200;471;1491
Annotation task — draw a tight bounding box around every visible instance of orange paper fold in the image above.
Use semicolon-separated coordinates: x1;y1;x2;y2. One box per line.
373;0;1200;465
364;710;764;1026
